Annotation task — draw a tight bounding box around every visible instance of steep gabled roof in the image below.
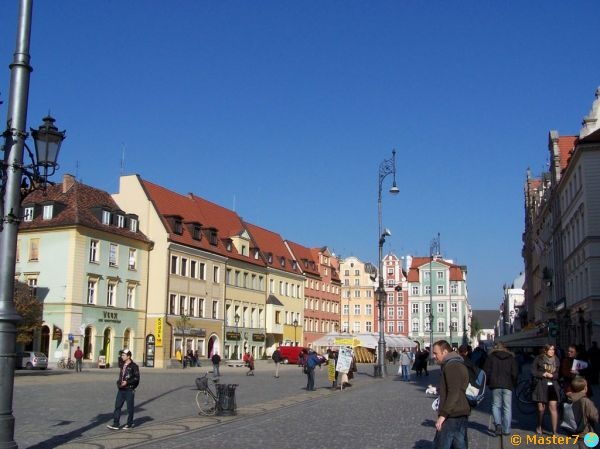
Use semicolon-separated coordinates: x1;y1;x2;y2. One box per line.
20;178;149;243
141;179;263;265
244;222;299;275
285;240;320;277
407;256;465;282
557;135;578;171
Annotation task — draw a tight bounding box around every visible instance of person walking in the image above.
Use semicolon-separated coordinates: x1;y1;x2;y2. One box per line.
432;340;470;449
272;347;282;378
399;350;411;382
483;341;518;436
107;349;140;430
211;352;221;377
74;346;83;373
245;352;255;376
531;344;561;435
421;346;430;376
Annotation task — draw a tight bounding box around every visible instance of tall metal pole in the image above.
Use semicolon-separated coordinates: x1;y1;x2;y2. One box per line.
0;1;33;447
429;234;440;362
375;150;399;378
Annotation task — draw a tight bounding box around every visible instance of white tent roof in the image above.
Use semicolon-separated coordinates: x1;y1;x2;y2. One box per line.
311;332;416;349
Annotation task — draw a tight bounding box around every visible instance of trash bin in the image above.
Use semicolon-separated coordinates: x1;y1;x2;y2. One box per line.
215;383;238;416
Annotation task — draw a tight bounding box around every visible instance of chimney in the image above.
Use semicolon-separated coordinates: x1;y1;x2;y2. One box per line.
63;174;76;193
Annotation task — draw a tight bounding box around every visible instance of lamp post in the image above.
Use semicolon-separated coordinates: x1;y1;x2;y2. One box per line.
234;313;240;359
1;2;66;447
293;319;298;346
375;149;399;378
429;234;440;363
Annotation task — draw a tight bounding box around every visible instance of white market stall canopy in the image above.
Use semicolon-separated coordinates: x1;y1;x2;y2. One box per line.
311;332;416;349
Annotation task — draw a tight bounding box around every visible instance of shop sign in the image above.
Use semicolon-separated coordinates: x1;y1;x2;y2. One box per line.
252;333;265;342
52;325;62;341
226;331;241;341
98;311;121;324
156;317;163;347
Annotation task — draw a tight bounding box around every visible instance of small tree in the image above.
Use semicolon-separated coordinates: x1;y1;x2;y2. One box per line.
470;317;482;344
13;281;43;345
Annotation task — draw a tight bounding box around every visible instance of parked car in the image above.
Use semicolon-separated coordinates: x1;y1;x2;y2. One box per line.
16;351;48;370
277;346;310;365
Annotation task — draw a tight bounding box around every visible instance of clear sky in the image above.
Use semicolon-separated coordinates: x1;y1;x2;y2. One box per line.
2;1;599;310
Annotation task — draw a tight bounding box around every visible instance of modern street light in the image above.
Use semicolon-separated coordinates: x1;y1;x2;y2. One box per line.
1;2;66;447
234;313;240;359
293;319;298;346
375;149;399;378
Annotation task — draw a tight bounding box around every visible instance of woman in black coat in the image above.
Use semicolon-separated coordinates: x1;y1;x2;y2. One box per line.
531;344;561;435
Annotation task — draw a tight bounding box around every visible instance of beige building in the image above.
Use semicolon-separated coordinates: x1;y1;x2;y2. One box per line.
339;256;376;334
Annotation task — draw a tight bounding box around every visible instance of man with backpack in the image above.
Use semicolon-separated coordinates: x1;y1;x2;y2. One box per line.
432;340;470;449
483;341;518;436
272;347;282;378
305;349;321;391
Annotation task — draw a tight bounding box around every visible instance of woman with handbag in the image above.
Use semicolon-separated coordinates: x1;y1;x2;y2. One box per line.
531;344;561;435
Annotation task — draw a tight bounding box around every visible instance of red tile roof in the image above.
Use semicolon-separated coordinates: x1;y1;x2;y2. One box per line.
244;222;300;275
557;136;577;171
285;240;321;277
20;179;150;244
407;257;465;282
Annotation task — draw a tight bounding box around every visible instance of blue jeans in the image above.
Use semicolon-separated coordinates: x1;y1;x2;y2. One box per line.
433;416;468;449
306;368;316;390
113;389;135;427
401;364;410;381
491;388;513;434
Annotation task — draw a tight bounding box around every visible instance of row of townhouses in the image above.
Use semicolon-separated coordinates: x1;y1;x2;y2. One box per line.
16;173;471;368
499;86;600;349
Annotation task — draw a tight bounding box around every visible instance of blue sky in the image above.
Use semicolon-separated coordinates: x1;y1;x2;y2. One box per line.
2;1;599;310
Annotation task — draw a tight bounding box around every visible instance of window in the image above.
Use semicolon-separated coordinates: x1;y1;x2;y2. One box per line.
354;304;361;315
388;267;394;275
275;311;281;324
129;218;138;232
23;207;34;222
169;294;177;315
366;290;372;298
438;321;445;332
42;204;53;220
398;321;404;333
189;297;196;317
212;301;218;319
343;304;349;315
190;260;197;278
412;285;419;295
198;298;205;317
170;256;178;274
411;303;419;314
27;277;38;298
425;285;431;295
173;218;182;234
387;279;394;287
451;283;458;295
180;258;188;276
109;243;118;267
102;210;111;225
117;215;125;228
107;283;116;306
366;304;372;315
243;273;248;288
437;285;444;295
412;321;419;332
87;280;97;304
354;290;360;298
89;240;99;263
126;286;135;308
437;271;444;279
353;321;361;333
209;230;218;245
344;270;349;276
424;271;430;280
398;307;404;318
425;303;431;314
354;279;360;286
179;295;187;315
387;293;394;304
438;303;444;313
199;263;206;280
366;321;372;332
424;320;431;332
192;225;201;240
128;248;136;270
213;266;219;283
387;307;394;317
29;238;39;261
451;302;458;313
387;322;394;333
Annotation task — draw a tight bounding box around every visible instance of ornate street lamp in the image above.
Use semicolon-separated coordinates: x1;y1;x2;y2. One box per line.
428;234;440;363
0;2;66;447
234;313;240;359
293;319;298;346
375;149;399;378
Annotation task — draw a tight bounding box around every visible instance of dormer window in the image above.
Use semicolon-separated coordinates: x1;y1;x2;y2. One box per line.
254;249;260;260
42;204;53;220
209;229;218;246
267;253;273;264
241;245;247;256
192;225;201;240
292;261;298;270
129;218;138;232
117;215;125;228
226;241;232;252
23;207;34;222
280;257;285;268
102;210;111;225
173;218;183;235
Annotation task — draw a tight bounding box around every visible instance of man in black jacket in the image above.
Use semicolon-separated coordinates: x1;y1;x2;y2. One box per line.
483;341;518;436
107;349;140;430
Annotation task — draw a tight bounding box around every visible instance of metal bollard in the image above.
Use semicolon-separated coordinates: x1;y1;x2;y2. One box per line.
215;383;238;416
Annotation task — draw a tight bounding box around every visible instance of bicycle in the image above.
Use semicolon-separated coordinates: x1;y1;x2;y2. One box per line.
195;374;221;416
516;377;536;414
57;357;75;369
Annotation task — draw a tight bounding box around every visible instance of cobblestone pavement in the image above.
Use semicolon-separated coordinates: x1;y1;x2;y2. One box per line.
13;360;593;448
